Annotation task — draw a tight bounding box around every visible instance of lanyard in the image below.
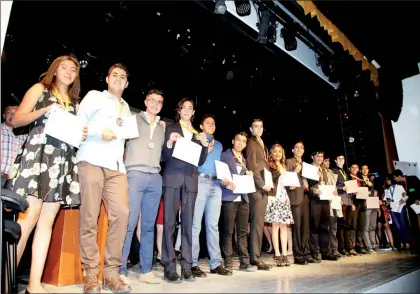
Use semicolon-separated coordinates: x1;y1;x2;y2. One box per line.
179;121;198;135
390;185;395;200
52;90;70;111
339;169;347;181
113;100;124;118
255;137;268;161
232;149;248;171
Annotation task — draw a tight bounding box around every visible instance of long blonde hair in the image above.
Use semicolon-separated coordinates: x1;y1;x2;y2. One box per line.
268;144;286;172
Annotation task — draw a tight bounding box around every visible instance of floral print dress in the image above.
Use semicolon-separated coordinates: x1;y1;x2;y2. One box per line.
265;170;294;224
6;89;81;207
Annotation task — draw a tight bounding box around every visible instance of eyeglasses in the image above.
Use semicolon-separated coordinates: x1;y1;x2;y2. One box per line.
148;98;163;106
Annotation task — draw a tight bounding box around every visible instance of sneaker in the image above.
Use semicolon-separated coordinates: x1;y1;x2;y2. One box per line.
239;264;258;272
139;272;161;284
119;274;130;285
368;248;376;254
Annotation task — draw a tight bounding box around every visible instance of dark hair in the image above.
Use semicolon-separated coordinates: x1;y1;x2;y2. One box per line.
293;141;304;148
201;114;216;125
146;89;164;99
233;131;248;140
311;150;324;157
334;153;345;160
175;98;195;122
108;63;129;78
323;155;330;161
250;118;263;127
393;169;404;177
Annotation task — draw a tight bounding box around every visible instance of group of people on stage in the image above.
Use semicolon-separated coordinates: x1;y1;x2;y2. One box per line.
1;55;420;294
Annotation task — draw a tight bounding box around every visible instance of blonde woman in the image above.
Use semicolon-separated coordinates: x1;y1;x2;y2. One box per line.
264;144;294;266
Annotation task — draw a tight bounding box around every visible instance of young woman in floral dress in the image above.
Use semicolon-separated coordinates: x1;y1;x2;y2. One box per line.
7;55;87;293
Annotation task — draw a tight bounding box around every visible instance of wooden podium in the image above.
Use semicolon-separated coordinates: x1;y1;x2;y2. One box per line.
41;204;109;286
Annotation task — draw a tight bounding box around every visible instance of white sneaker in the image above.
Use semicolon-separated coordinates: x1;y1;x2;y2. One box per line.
119;274;131;285
139;272;161;284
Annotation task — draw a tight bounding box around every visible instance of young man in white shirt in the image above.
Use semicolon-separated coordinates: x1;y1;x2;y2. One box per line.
77;63;132;293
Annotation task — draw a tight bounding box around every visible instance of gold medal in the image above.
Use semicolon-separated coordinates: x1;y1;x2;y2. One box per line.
116;117;123;126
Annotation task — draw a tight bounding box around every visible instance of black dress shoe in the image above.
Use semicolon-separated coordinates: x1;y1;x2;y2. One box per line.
210;265;233;276
181;269;196;282
359;248;369;254
294;259;308;265
164;271;182;284
322;254;339;261
252;261;271;270
191;266;207;278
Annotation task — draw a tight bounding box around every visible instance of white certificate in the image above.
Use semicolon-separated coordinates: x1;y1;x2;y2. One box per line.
331;195;342;210
318;185;335;200
344;180;359;194
172;136;202;167
43;106;84;148
233;174;256;194
302;162;319;181
215;160;232;182
264;168;274;188
280;172;301;187
410;203;420;214
366;197;380;209
356;187;369;199
115;115;139;139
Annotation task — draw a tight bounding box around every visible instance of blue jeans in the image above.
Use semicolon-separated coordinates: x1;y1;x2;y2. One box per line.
120;171;162;275
391;206;410;245
192;177;222;269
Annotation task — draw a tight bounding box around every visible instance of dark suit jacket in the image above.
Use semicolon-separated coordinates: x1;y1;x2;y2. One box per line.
161;122;208;192
332;166;353;206
285;158;304;206
220;149;249;202
244;136;269;193
307;165;329;201
403;176;420;205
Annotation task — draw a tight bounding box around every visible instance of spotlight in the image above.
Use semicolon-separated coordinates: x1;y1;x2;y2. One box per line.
280;26;297;51
214;0;227;15
349;137;355;143
257;7;270;44
80;60;88;68
234;0;251;16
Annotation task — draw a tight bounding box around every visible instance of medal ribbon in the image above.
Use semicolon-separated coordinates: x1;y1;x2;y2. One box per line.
339;169;347;181
179;121;198;135
52;89;70;111
232;149;248;172
113;99;124;118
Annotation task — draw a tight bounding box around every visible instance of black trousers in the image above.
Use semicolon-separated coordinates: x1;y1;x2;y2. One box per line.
338;204;358;251
222;200;250;267
407;205;420;251
162;184;197;273
290;194;310;262
248;191;268;264
309;198;331;256
329;210;338;252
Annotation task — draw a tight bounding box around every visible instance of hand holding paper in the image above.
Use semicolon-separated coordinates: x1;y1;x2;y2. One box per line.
264;168;274;188
172;136;203;167
318;185;335;200
344;180;358;194
215;160;233;183
280;172;300;187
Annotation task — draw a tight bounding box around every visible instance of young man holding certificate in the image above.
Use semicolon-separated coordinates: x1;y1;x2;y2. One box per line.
76;63;132;293
161;98;209;283
307;150;338;262
220;131;257;273
191;114;231;278
244;119;271;270
332;154;358;256
119;89;165;284
286;141;311;265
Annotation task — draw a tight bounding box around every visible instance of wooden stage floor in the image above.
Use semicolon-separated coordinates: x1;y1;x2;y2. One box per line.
20;250;420;293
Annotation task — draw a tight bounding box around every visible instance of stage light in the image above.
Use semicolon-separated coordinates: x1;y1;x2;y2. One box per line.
234;0;251;16
280;26;297;51
80;60;88;68
257;7;270;44
214;0;227;15
349;137;355;143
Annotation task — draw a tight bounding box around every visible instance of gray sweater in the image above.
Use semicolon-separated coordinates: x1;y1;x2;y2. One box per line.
124;111;165;173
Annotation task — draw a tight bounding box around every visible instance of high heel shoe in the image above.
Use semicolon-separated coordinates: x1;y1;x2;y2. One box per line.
25;289;31;294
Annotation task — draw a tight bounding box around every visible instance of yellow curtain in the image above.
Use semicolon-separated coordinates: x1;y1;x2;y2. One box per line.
297;1;379;86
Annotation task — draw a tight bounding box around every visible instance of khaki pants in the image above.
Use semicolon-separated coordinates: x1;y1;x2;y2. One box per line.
78;161;129;279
